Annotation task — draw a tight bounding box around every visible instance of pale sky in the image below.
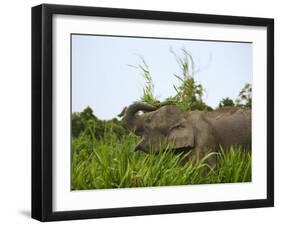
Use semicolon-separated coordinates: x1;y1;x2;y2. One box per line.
72;34;252;120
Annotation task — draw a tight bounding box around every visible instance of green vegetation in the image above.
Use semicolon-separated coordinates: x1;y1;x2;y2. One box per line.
235;83;252;108
72;128;251;190
72;106;128;139
219;97;235;108
130;57;159;105
166;48;212;111
71;48;252;190
132;48;213;111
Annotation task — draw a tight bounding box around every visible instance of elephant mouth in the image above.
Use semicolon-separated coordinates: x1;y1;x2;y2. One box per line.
134;140;193;154
134;141;145;152
134;139;156;153
173;146;193;154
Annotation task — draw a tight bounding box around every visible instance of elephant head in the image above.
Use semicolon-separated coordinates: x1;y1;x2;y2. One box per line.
122;102;194;153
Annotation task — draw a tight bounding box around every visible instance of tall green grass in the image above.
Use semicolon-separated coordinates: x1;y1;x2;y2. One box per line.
71;129;251;190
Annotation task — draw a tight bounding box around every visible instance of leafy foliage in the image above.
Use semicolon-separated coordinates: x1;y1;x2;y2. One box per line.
168;48;206;111
235;83;252;108
218;83;252;109
72;106;128;139
129;57;159;105
219;97;235;108
72;129;251;190
133;48;212;111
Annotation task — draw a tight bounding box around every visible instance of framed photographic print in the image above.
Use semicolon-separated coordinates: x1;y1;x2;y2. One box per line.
32;4;274;221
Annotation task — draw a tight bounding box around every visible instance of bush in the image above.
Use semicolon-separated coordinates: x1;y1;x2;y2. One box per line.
72;107;128;139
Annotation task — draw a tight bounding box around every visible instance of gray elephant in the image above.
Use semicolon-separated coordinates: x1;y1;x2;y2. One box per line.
122;102;251;165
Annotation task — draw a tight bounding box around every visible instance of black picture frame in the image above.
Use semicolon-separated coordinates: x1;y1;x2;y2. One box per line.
32;3;274;222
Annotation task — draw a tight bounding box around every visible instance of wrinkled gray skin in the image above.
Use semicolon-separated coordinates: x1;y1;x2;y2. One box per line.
122;102;251;166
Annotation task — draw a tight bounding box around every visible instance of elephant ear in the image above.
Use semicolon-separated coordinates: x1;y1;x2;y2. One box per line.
167;121;194;149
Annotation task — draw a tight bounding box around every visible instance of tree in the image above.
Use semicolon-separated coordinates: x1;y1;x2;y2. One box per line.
219;97;235;108
80;106;97;121
235;83;252;108
72;106;99;137
72;106;129;139
72;112;84;137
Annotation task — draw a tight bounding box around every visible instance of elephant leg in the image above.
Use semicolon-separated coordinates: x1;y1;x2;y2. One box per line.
204;150;217;169
182;147;217;170
178;148;200;165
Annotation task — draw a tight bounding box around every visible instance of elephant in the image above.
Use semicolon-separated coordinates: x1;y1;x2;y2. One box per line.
122;102;251;166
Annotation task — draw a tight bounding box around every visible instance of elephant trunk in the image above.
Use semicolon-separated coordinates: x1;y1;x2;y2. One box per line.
123;102;157;132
